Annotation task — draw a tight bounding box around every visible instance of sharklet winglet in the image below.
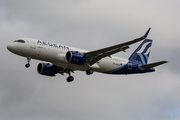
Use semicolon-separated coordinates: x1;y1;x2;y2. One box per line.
143;28;151;38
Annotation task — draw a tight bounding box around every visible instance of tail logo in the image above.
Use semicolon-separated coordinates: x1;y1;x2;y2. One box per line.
137;41;151;64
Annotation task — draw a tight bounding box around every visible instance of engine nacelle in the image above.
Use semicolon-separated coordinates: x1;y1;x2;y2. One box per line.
66;51;86;65
37;63;57;76
55;54;67;63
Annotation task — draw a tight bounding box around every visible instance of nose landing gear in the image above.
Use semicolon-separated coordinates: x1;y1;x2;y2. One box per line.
25;57;31;68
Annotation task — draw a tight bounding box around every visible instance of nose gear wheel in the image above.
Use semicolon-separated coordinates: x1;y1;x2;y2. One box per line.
25;57;31;68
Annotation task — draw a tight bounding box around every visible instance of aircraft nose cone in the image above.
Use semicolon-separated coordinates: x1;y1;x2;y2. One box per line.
7;43;14;52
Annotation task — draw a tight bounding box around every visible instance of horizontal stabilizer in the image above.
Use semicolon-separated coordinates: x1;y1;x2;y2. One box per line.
139;61;168;69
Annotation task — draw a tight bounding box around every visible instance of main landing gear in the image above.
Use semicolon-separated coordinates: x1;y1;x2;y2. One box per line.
86;69;94;75
66;71;74;83
67;76;74;83
25;57;31;68
66;69;94;83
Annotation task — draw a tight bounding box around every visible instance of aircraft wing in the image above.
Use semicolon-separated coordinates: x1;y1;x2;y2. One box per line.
85;28;151;65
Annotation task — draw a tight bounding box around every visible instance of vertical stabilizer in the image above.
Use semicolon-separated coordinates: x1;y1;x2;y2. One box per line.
129;39;152;64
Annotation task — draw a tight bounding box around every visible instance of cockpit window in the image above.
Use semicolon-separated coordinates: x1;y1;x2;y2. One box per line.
14;40;25;43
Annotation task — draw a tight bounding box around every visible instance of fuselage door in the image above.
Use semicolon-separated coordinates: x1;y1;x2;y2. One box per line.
30;39;36;49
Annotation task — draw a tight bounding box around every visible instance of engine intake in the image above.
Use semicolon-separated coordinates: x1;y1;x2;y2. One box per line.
37;63;57;76
66;51;86;65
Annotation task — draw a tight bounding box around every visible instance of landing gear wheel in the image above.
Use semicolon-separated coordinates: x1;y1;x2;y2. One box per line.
86;69;94;75
25;57;31;68
67;76;74;82
25;63;30;68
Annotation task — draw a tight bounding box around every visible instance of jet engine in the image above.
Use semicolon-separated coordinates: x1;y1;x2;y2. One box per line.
55;54;67;63
66;51;86;65
37;63;57;76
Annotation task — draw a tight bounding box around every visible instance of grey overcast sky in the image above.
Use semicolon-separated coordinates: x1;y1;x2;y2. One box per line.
1;0;180;120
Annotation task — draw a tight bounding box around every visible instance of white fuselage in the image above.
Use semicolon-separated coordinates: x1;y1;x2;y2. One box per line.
7;38;128;73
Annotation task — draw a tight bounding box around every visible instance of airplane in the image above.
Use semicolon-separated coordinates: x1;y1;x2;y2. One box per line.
7;28;168;82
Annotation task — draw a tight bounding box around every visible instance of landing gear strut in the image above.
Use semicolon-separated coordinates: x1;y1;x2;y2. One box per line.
25;57;31;68
66;71;74;82
86;69;94;75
